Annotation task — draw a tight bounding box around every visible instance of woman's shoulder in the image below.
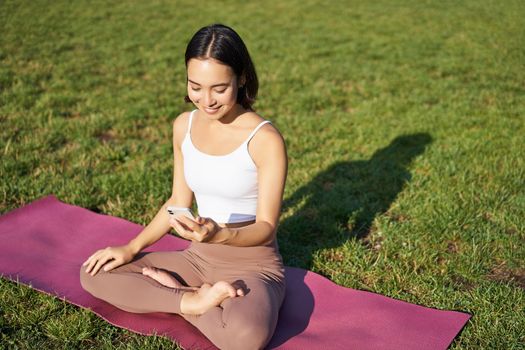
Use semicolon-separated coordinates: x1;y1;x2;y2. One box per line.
241;111;280;135
172;111;192;146
173;110;192;129
244;111;286;161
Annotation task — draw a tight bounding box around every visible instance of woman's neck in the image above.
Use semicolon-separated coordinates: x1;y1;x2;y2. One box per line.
201;104;247;126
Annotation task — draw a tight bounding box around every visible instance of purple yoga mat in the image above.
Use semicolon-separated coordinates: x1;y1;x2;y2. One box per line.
0;196;470;349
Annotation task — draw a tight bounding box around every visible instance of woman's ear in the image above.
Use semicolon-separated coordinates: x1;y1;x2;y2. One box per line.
239;75;246;87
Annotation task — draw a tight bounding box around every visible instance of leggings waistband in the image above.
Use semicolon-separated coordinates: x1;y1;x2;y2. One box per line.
188;241;283;265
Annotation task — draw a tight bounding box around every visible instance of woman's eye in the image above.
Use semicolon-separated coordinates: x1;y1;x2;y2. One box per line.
216;89;227;94
191;87;201;91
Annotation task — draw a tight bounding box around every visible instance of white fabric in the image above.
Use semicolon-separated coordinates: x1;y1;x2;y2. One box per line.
181;109;271;223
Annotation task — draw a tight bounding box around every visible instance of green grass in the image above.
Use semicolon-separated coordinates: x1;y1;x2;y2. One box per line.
1;0;524;348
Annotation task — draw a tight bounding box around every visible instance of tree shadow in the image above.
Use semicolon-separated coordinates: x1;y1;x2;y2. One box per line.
278;133;433;269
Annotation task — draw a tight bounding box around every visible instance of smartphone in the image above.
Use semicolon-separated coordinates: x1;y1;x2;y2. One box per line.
166;206;196;221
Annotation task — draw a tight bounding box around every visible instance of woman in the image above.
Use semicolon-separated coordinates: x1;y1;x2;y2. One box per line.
80;24;287;350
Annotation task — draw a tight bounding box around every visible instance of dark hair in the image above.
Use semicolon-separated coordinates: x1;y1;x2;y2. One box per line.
184;24;258;110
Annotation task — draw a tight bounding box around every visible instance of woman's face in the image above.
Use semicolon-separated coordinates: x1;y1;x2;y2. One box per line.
186;58;242;119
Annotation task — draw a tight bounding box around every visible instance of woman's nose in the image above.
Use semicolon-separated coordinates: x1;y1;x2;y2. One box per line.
203;91;216;106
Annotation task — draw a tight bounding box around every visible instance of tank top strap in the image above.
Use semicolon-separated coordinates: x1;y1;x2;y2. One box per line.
245;120;271;144
186;110;197;135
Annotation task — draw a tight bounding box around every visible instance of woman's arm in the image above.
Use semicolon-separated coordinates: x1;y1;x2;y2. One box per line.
83;112;194;274
127;112;195;253
209;124;288;247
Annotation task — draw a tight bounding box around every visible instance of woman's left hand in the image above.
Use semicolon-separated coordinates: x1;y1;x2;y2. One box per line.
170;215;221;242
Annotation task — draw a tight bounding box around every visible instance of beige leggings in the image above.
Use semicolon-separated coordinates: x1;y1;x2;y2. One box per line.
80;241;286;350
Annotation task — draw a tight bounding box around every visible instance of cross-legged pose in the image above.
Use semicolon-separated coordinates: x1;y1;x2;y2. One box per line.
80;24;288;350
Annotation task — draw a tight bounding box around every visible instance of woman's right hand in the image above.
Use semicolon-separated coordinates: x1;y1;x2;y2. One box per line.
82;244;135;276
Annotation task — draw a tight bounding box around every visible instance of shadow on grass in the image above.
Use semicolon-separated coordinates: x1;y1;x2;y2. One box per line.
279;133;433;269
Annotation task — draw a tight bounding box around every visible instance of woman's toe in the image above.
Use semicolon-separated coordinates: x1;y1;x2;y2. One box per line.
142;267;155;275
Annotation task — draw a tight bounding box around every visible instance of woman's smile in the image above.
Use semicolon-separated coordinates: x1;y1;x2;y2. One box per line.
204;106;221;114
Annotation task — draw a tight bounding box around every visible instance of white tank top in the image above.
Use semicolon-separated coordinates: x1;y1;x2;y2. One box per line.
181;109;271;223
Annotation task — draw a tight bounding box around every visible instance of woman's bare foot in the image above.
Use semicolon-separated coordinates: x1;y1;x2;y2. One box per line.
181;281;244;315
142;267;191;289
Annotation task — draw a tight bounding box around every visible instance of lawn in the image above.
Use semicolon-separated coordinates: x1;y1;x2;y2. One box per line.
1;0;524;348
